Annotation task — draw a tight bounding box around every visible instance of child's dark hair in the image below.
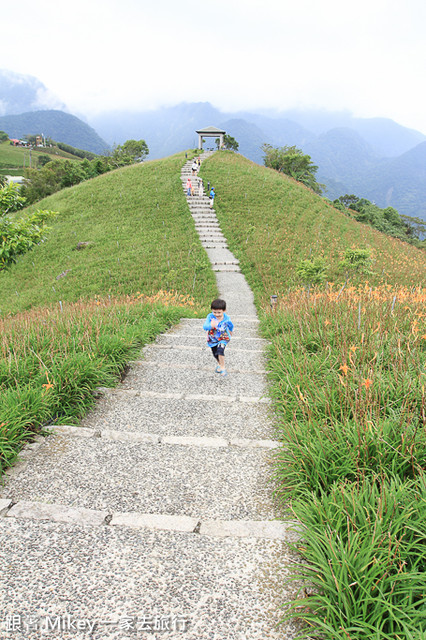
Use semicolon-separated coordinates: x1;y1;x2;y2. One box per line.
211;298;226;311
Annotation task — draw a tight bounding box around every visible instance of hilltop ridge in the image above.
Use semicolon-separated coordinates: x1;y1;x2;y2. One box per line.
1;151;424;318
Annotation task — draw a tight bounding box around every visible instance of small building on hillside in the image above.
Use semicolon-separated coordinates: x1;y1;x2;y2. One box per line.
10;139;29;147
196;126;226;150
5;175;25;184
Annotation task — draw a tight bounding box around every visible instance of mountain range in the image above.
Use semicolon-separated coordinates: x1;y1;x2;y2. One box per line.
1;70;425;221
89;103;426;221
0;110;108;155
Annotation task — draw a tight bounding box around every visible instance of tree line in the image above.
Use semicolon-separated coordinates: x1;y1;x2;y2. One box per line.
0;181;56;271
262;143;425;248
21;139;149;204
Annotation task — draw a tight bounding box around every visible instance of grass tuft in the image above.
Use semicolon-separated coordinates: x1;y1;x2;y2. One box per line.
0;296;194;474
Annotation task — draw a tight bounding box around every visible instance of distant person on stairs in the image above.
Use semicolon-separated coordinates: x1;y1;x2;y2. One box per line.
191;160;198;175
209;187;215;208
186;178;192;196
203;298;234;377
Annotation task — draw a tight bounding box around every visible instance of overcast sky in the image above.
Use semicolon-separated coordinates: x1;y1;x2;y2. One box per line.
2;0;426;133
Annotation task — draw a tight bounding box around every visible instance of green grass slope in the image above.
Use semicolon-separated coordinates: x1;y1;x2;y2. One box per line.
200;151;425;305
0;140;85;177
203;151;426;637
0;152;216;316
0;150;217;472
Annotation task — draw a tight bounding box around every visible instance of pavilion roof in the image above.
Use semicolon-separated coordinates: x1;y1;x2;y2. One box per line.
196;126;226;134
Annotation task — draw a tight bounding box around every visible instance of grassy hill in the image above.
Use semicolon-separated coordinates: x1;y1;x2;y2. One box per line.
199;151;425;306
0;152;216;316
0;150;217;476
201;151;426;637
0;140;86;177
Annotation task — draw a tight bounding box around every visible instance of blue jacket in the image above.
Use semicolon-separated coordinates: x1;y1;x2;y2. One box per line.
203;312;234;347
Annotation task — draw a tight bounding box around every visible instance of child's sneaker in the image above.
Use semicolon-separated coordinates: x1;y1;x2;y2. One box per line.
215;365;222;373
220;369;228;377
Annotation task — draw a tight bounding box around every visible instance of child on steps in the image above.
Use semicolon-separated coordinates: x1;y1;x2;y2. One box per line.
203;299;234;377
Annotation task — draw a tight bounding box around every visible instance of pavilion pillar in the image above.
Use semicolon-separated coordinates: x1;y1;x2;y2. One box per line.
198;134;203;149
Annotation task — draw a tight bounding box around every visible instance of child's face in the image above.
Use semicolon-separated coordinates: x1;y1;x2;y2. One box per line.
212;308;224;322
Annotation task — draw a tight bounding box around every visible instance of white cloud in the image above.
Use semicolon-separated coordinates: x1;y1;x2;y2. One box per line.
0;0;425;133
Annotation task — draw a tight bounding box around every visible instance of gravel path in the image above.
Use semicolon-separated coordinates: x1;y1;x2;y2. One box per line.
0;153;300;639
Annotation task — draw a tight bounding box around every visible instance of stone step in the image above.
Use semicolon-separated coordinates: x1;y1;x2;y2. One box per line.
155;333;268;344
121;365;268;397
47;425;279;449
0;517;297;638
213;265;241;272
97;388;271;404
1;431;276;521
194;224;221;229
181;316;259;323
197;233;224;238
140;344;265;370
81;389;272;439
193;221;220;226
2;499;296;540
130;361;262;374
205;248;238;263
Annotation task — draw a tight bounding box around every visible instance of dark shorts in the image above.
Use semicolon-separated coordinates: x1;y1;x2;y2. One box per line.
211;344;226;360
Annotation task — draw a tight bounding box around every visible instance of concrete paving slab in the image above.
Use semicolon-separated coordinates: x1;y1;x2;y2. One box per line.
122;368;267;398
121;366;268;397
131;360;264;374
0;498;12;515
0;518;301;640
199;519;294;540
179;317;260;329
110;512;198;533
80;394;275;439
139;346;267;369
7;501;108;526
154;333;268;350
206;247;238;263
0;434;278;520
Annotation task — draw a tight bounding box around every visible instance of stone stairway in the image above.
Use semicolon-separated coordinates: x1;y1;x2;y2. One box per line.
182;159;241;271
0;153;299;640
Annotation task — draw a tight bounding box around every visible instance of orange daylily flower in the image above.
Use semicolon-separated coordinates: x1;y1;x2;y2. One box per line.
362;378;373;390
42;372;54;391
339;363;349;376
